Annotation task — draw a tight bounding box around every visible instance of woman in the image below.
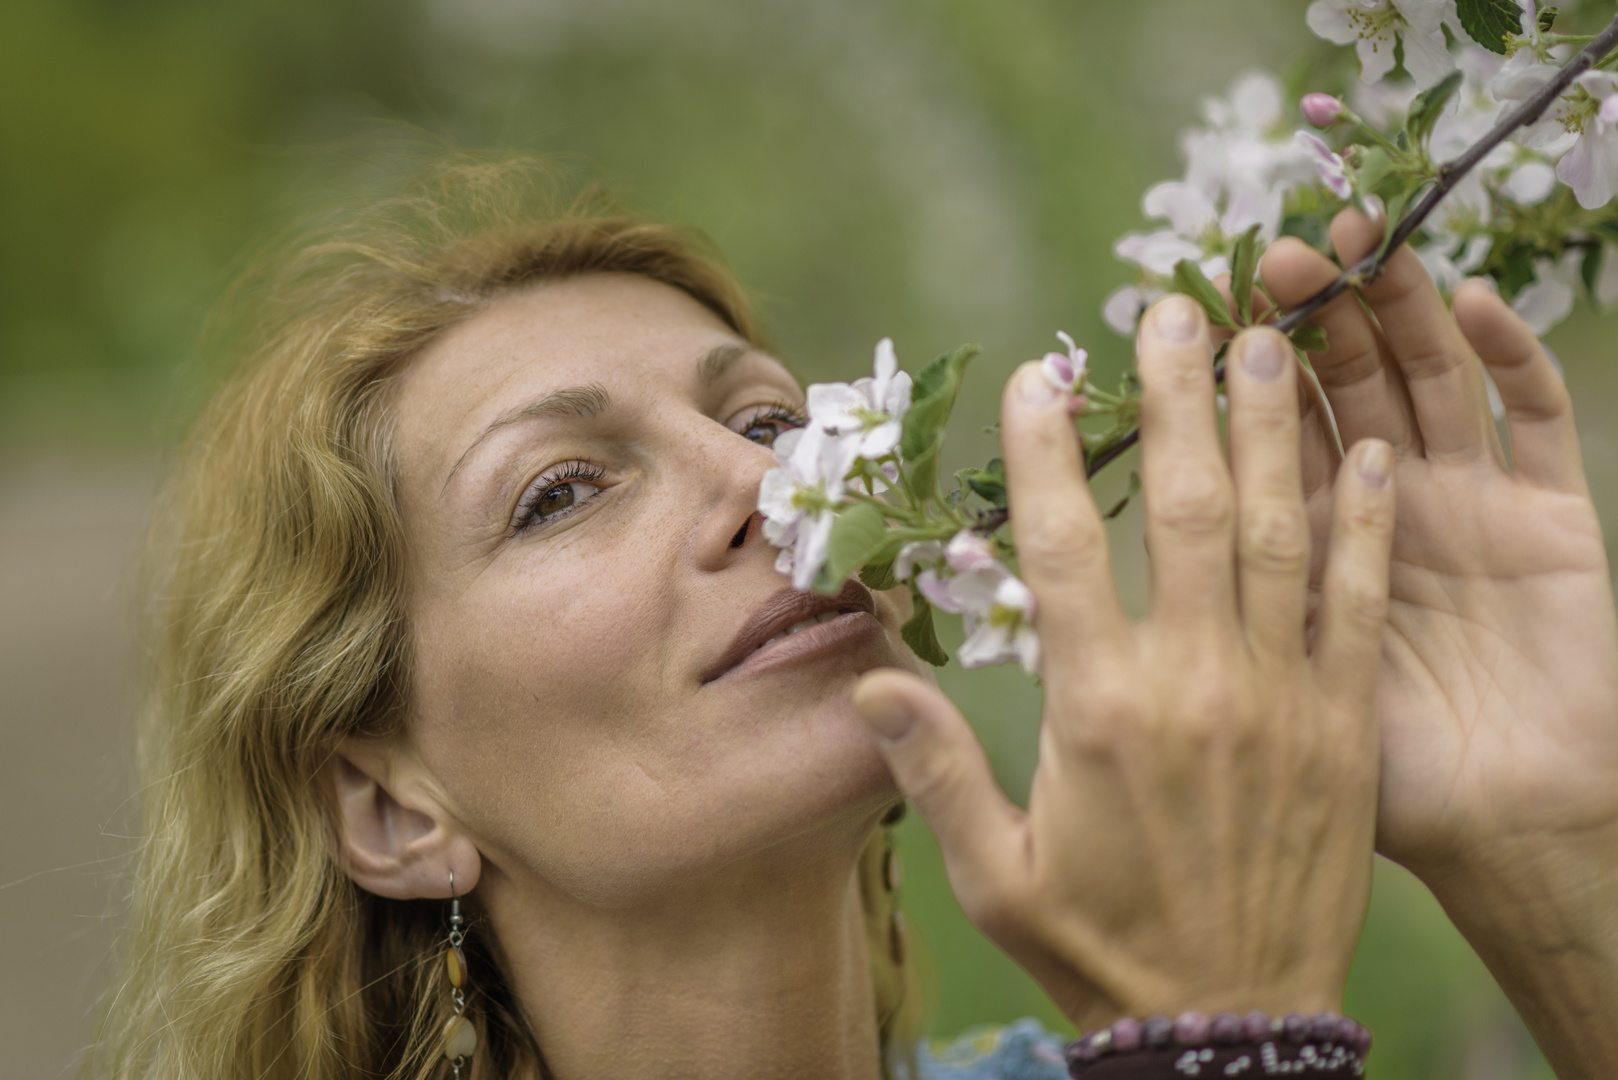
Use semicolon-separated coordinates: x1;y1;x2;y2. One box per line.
94;159;1618;1080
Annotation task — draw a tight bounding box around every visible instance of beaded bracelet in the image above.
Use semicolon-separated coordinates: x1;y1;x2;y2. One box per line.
1064;1010;1371;1078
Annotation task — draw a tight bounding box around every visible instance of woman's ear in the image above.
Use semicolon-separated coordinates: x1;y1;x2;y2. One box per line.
330;741;481;900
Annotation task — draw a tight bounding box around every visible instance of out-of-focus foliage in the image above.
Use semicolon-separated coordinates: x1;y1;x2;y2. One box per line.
1;0;1587;1075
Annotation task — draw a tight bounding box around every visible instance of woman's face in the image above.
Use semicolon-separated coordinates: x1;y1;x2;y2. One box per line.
388;272;924;906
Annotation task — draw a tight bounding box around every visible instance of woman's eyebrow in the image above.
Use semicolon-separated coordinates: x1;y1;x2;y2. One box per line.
697;343;752;386
443;383;610;492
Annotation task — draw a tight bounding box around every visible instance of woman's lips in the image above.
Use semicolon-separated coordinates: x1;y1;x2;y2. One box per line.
703;580;881;683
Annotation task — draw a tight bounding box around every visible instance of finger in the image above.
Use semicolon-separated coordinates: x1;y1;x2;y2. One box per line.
1331;209;1501;463
1226;328;1310;659
1001;362;1129;659
1137;295;1237;625
853;670;1027;900
1261;235;1421;456
1453;278;1589;494
1311;439;1397;705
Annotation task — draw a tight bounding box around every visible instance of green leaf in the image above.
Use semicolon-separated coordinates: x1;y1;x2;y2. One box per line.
1582;244;1604;298
899;344;981;497
1354;147;1395;198
958;457;1007;508
860;558;898;591
901;584;949;666
1406;71;1463;146
1280;213;1329;250
1538;5;1559;33
1380;182;1419;253
1103;471;1141;520
1498;241;1538;299
815;502;891;594
1172;259;1237;329
1231;224;1262;326
1456;0;1522;53
1289;324;1329;354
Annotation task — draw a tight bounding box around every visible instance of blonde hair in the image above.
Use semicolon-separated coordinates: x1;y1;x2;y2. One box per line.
93;157;919;1080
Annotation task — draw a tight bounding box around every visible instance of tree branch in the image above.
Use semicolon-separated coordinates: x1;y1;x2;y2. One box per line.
975;13;1618;536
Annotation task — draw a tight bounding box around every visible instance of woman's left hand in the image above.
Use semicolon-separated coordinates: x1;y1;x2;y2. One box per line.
853;297;1398;1029
1260;211;1618;1078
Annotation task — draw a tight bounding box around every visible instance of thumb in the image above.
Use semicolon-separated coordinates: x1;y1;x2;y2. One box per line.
854;669;1027;897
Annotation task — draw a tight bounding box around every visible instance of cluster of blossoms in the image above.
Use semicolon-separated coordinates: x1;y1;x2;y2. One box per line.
1107;0;1618;341
760;0;1618;674
758;339;1043;671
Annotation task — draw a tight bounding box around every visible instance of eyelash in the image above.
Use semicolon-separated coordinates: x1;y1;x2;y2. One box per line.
735;401;808;444
510;460;609;534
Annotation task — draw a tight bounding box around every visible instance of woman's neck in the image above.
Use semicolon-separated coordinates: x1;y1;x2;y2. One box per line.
484;837;887;1080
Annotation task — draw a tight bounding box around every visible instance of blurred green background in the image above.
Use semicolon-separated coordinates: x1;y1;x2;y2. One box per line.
6;0;1617;1076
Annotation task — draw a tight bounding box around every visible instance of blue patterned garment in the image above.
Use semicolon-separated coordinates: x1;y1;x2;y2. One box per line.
911;1018;1070;1080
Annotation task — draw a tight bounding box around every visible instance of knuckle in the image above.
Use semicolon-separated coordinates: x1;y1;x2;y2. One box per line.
1328;574;1388;631
1311;334;1382;390
1018;506;1105;573
1240;503;1310;573
1154;469;1233;536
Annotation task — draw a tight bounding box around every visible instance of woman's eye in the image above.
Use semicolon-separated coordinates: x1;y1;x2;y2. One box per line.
732;404;806;448
534;481;590;519
513;465;607;533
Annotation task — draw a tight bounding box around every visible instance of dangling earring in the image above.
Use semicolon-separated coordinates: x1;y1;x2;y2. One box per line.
881;802;906;966
442;870;476;1078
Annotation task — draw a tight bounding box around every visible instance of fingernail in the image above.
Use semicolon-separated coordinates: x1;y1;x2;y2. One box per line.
1242;331;1287;381
1153;295;1202;342
1358;440;1393;489
856;692;917;741
1017;362;1061;406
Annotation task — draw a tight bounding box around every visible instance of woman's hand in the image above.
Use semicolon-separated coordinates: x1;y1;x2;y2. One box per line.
853;296;1398;1029
1260;209;1618;1078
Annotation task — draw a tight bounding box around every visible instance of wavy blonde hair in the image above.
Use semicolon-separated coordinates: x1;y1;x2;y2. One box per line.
92;157;919;1080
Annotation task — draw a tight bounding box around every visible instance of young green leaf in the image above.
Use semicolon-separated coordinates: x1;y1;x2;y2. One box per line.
1231;224;1262;326
1379;182;1419;253
1289;324;1329;355
1582;244;1604;297
1406;71;1463;146
1456;0;1522;53
901;584;950;666
1103;471;1141;520
860;558;898;592
815;502;891;594
899;344;981;485
959;458;1007;508
1172;259;1238;329
1354;147;1394;197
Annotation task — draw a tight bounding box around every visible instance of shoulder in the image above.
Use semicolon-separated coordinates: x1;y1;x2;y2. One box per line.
911;1017;1070;1080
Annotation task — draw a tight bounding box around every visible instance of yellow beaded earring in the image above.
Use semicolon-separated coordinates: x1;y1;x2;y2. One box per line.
441;870;476;1077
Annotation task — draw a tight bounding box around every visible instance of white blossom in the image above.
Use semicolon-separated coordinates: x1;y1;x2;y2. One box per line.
1511;249;1582;336
1306;0;1457;88
1553;75;1618;210
954;566;1041;672
805;337;913;458
1102;284;1161;336
894;539;944;583
1115;73;1309;282
1039;331;1089;393
758;425;861;591
1295;131;1354;199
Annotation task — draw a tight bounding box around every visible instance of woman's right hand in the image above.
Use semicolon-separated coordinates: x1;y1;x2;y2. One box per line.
853;296;1398;1030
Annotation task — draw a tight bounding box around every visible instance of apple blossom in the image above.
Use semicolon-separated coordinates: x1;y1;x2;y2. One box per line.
1039;331;1089;394
805;337;913;458
1301;93;1345;128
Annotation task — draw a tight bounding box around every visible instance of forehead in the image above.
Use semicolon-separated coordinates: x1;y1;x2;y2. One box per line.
391;272;748;472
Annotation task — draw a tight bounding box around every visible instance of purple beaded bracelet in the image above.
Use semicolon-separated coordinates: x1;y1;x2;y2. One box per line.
1065;1010;1371;1078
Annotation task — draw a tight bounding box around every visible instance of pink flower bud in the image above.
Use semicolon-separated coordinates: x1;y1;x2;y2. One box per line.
945;531;997;573
1301;93;1344;129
